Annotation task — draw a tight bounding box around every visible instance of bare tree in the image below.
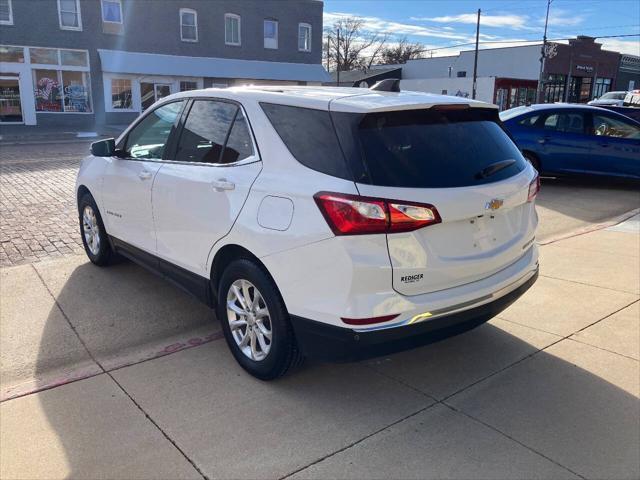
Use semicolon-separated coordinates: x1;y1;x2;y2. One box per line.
380;37;426;65
324;17;387;73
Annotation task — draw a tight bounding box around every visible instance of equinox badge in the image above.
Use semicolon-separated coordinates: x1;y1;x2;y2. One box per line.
485;198;504;211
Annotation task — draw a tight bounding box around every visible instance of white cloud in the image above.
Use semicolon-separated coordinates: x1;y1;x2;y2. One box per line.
600;39;640;56
413;13;530;29
544;9;585;27
323;11;470;41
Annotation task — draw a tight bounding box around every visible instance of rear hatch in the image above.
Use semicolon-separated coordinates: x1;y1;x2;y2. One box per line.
331;105;538;296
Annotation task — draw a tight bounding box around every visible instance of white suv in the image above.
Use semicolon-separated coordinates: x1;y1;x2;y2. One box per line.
77;85;539;379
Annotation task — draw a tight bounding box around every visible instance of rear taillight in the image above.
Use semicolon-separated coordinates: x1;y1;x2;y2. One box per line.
314;192;441;235
527;174;540;202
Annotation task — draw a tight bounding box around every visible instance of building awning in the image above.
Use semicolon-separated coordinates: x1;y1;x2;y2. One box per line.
98;49;331;82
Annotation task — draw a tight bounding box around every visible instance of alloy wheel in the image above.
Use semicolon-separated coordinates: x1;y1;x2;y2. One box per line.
226;279;273;361
82;205;101;255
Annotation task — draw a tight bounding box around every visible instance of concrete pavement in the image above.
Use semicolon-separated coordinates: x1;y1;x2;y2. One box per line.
0;216;638;479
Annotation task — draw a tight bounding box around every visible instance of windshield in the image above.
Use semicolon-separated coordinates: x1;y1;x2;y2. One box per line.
332;107;527;188
600;92;626;100
499;106;532;121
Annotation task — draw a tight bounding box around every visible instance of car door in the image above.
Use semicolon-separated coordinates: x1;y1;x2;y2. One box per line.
101;100;185;254
588;111;640;178
152;98;261;277
535;110;591;174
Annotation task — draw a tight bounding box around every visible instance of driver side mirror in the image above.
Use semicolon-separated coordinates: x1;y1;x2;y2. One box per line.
91;138;116;157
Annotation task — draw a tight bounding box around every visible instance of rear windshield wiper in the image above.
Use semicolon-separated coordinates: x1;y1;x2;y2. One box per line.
475;159;516;179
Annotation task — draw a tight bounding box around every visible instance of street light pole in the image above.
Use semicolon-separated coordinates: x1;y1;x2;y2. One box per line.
472;8;481;99
537;0;552;103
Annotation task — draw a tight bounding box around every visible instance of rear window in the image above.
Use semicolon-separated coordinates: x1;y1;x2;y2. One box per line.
333;107;527;188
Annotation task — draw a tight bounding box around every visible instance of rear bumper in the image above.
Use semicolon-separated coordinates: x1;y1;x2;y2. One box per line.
290;267;538;362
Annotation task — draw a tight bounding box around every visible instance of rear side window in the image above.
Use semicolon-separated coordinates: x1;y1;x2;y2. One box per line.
260;103;351;180
518;114;540;127
542;112;586;134
334;108;527;188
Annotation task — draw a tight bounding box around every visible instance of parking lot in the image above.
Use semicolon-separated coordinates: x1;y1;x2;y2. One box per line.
1;141;639;479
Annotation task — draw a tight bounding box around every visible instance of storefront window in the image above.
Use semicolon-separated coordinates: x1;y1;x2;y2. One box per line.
0;46;24;63
111;78;132;109
34;70;63;112
593;78;612;99
60;49;88;67
30;48;59;65
180;81;198;92
496;88;507;110
141;82;171;111
0;77;23;123
34;69;91;113
62;71;91;112
544;74;566;103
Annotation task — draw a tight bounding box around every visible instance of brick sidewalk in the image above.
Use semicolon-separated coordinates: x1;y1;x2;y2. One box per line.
0;143;89;267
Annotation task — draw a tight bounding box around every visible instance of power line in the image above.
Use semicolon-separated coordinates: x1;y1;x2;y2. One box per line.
405;33;639;56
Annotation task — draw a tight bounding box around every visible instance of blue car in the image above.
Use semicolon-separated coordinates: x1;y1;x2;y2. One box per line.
500;104;640;180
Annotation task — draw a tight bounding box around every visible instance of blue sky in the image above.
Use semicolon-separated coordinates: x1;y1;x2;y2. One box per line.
322;0;640;56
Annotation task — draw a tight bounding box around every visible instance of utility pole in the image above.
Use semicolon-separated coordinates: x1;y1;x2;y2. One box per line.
537;0;552;103
336;28;341;85
472;8;481;99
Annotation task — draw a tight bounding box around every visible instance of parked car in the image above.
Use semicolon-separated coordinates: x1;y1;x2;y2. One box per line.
500;104;640;179
77;86;540;379
587;91;627;106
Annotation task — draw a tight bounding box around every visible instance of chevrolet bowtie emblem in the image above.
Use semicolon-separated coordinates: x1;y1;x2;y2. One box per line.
485;198;504;211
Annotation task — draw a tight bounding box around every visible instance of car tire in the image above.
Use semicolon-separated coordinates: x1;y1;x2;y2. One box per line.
78;193;114;266
523;152;541;172
217;258;304;380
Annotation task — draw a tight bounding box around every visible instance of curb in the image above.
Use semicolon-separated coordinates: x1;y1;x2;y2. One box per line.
538;208;640;246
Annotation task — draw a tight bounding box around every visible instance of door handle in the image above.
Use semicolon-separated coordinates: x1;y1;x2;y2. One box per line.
537;136;551;144
211;178;235;191
138;170;153;180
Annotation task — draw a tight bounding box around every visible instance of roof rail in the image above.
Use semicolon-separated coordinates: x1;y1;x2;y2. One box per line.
370;78;400;92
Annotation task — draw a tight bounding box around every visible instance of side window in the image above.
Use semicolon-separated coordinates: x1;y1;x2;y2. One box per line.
518;114;540;127
175;100;237;164
220;109;255;164
592;114;640;139
260;103;351;179
124;101;184;159
543;112;585;134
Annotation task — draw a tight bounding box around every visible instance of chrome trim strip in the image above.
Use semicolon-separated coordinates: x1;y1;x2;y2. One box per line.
353;265;538;333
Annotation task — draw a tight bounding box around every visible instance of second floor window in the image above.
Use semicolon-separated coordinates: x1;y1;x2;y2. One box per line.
298;23;311;52
101;0;122;24
225;13;241;46
0;0;13;25
264;19;278;49
180;8;197;42
58;0;81;30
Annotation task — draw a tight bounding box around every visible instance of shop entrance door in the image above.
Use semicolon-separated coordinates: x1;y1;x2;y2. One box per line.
0;76;23;124
568;77;593;103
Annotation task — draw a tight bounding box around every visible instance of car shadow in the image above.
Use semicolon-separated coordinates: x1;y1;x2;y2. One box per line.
20;260;639;479
536;175;639;225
